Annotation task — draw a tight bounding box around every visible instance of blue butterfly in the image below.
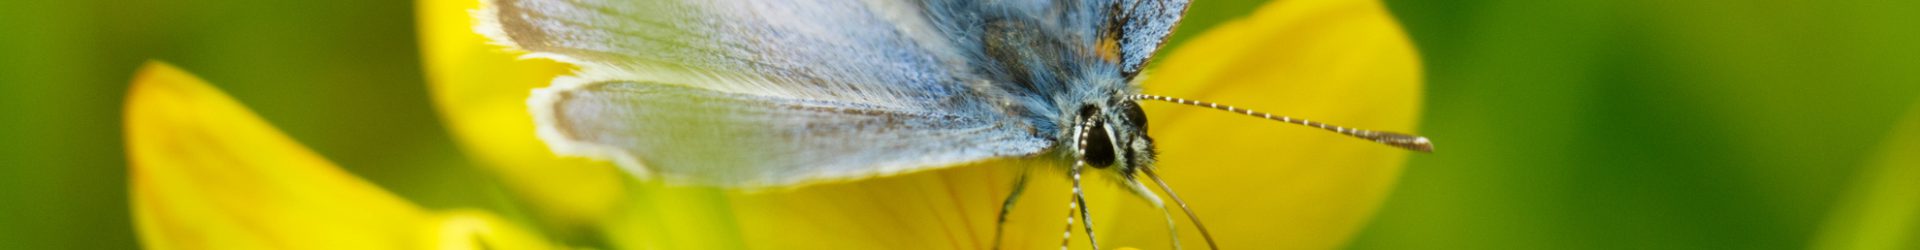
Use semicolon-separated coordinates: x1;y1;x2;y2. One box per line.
477;0;1431;249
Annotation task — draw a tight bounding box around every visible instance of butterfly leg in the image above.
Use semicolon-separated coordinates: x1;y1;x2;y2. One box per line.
992;171;1030;250
1128;180;1183;250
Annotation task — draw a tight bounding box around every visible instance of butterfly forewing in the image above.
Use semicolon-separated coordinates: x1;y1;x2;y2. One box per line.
1117;0;1191;74
482;0;969;107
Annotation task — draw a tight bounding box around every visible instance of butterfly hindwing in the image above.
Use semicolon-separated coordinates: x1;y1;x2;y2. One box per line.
531;79;1051;188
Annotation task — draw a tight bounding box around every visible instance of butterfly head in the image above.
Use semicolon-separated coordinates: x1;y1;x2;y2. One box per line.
1073;97;1158;177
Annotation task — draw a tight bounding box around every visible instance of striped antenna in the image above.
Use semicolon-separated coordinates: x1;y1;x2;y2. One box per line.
1062;119;1101;250
1131;94;1435;153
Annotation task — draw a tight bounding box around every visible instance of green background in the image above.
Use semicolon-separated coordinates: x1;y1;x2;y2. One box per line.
1;0;1914;249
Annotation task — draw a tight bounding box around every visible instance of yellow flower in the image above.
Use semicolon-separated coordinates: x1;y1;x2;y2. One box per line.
418;0;1422;249
125;0;1423;248
125;62;554;250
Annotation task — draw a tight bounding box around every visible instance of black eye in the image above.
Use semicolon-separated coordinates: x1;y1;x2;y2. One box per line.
1121;101;1148;131
1084;120;1116;168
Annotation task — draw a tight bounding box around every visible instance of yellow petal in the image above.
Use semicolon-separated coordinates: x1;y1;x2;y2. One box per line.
416;0;626;229
126;62;432;249
126;62;558;250
1118;0;1425;249
1812;102;1920;250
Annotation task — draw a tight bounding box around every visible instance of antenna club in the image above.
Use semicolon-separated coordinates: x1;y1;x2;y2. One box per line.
1414;137;1434;152
1399;136;1435;153
1366;131;1433;153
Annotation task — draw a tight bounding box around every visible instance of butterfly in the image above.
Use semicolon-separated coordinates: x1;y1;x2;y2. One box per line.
476;0;1432;249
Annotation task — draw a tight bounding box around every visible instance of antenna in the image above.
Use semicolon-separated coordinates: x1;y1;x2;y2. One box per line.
1131;94;1434;152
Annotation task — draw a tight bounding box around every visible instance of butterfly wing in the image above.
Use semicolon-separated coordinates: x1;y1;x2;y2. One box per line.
1110;0;1192;74
480;0;1052;187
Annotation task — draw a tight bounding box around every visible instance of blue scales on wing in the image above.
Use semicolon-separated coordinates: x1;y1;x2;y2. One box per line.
1112;0;1190;74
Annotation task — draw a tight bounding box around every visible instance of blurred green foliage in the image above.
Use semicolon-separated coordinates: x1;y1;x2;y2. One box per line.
1356;0;1919;249
0;0;1914;249
0;1;486;248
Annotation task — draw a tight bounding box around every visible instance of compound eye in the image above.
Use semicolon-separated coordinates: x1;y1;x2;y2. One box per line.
1083;120;1117;168
1120;101;1148;131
